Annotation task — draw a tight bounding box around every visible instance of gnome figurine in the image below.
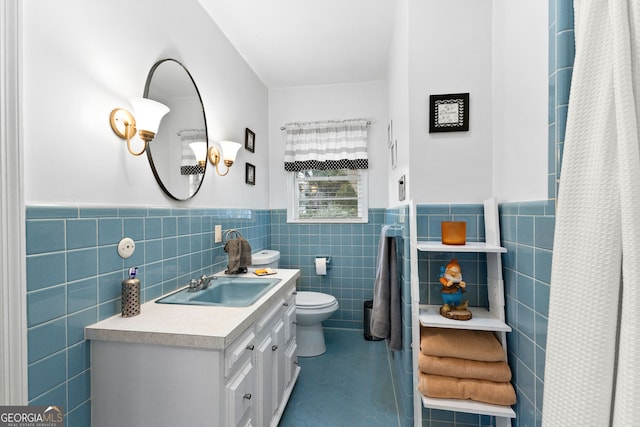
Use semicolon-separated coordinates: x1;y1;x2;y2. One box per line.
438;259;469;313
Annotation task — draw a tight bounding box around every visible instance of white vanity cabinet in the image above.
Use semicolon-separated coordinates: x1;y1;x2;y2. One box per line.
87;270;301;427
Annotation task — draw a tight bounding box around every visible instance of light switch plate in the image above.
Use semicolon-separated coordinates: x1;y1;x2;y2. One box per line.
214;225;222;243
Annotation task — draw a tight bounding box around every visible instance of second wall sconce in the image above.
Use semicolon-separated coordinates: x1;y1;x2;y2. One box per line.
110;97;170;156
208;140;241;176
189;142;208;168
180;141;207;175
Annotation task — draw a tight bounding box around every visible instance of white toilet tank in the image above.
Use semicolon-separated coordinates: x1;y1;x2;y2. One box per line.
250;250;280;269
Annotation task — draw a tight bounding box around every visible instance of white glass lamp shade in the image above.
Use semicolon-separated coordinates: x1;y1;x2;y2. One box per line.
219;140;241;163
129;97;170;134
189;141;207;166
189;142;207;162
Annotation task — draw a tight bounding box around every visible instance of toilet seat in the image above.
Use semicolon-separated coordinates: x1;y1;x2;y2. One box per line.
296;291;337;309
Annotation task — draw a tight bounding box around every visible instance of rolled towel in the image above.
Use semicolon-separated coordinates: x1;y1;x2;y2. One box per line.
418;373;516;406
420;326;505;362
418;353;512;383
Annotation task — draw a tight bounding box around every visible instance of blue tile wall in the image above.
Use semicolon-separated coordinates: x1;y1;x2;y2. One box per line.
270;209;386;330
495;1;572;426
25;206;270;426
383;206;413;427
500;201;555;427
549;0;574;199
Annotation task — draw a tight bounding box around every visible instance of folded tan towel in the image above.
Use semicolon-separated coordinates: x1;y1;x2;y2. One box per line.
418;353;512;383
420;327;505;362
418;373;516;406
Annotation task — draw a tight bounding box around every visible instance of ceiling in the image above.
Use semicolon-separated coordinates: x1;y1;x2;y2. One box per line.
198;0;397;88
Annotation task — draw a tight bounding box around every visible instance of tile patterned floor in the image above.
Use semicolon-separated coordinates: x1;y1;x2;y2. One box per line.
279;329;400;427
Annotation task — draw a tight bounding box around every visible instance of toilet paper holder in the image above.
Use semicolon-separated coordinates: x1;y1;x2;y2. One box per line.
315;256;331;270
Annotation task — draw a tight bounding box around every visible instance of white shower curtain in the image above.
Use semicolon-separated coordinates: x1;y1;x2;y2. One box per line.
542;1;640;426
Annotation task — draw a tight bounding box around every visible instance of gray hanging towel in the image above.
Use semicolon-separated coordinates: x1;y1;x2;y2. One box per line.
224;238;243;274
239;237;252;268
370;225;401;351
224;229;253;274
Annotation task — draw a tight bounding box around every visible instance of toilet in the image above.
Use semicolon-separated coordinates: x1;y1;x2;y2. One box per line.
295;291;339;357
251;250;338;357
250;249;280;270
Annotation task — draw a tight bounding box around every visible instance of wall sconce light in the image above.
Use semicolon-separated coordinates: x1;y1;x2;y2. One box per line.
179;141;207;175
208;140;241;176
189;141;208;168
109;97;170;156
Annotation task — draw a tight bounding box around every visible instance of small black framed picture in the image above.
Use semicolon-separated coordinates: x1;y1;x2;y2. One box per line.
429;93;469;133
245;128;255;152
245;163;255;185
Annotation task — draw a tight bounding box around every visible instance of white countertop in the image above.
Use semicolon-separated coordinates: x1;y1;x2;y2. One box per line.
85;269;300;350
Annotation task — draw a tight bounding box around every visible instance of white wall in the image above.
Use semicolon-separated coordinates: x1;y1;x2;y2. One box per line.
492;0;548;202
22;0;269;208
22;0;548;209
268;81;389;209
408;0;494;204
387;0;549;205
386;0;411;207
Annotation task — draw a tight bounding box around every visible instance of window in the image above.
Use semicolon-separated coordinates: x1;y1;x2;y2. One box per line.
288;168;368;223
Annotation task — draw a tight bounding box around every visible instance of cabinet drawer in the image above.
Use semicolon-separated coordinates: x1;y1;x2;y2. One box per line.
225;326;256;377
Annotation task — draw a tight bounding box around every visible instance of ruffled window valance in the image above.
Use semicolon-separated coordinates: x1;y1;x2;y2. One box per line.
283;119;369;171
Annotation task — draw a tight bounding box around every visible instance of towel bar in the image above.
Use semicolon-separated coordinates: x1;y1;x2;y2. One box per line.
223;228;244;244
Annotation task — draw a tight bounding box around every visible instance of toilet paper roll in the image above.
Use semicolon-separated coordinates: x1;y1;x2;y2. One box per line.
315;257;327;275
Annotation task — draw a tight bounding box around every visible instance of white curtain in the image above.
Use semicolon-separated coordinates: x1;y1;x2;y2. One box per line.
283;119;369;171
542;1;640;426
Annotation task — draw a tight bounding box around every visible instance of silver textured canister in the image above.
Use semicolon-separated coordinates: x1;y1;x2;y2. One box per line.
121;278;141;317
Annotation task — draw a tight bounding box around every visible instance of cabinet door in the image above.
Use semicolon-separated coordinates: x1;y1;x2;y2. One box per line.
283;300;296;345
284;339;297;389
271;319;286;414
226;358;255;427
255;332;274;427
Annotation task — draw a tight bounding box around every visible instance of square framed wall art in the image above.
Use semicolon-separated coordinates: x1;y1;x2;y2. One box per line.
429;93;469;133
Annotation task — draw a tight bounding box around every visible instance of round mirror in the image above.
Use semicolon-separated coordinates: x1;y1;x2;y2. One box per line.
144;59;207;200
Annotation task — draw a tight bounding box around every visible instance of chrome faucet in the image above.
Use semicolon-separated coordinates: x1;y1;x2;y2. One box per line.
187;275;215;292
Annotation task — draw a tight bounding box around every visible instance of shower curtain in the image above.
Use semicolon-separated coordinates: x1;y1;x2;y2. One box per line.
542;1;640;426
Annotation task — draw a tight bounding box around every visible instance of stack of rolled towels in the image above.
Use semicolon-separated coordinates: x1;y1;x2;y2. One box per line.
418;326;516;406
